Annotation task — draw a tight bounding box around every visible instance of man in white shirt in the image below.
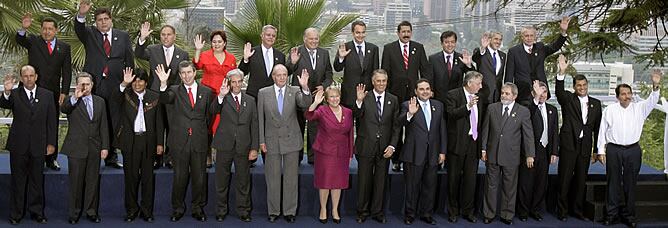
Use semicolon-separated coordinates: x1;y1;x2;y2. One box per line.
597;70;662;227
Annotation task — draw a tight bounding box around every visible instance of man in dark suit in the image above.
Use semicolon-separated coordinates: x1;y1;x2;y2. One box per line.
287;27;333;164
517;81;559;222
444;71;486;223
334;21;380;108
505;17;570;103
399;79;447;225
554;55;601;221
114;68;164;222
156;61;216;222
60;72;109;224
473;32;506;103
16;14;72;171
352;70;400;224
135;22;189;169
75;0;134;168
211;69;258;222
382;20;431;172
429;31;474;103
1;65;57;225
481;82;535;225
239;24;287;99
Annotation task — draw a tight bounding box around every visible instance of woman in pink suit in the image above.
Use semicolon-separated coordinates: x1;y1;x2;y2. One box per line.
305;87;354;224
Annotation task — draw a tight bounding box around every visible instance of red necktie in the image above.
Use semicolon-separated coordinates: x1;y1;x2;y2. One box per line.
103;33;111;76
46;41;53;55
234;95;240;112
402;44;409;70
446;55;452;76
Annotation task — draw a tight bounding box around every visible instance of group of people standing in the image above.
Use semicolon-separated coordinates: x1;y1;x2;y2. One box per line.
1;1;663;227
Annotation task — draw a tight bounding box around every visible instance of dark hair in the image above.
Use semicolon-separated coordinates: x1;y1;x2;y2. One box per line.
415;78;431;87
210;30;227;50
615;84;632;98
41;17;58;28
178;60;196;72
133;68;149;82
397;21;412;33
160;25;176;34
440;31;457;43
351;21;366;31
573;74;588;84
94;8;112;20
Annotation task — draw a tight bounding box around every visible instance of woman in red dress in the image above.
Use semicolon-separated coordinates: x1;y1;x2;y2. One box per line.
305;87;354;224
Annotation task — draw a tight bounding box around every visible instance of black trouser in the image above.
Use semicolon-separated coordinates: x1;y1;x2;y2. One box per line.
356;141;390;217
518;145;549;217
122;134;155;217
171;138;208;215
404;161;438;218
297;111;317;163
67;150;101;218
605;143;641;222
557;139;591;217
215;144;252;217
447;137;479;217
9;150;45;220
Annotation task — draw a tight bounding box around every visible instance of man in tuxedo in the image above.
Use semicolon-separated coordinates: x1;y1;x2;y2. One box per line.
286;27;333;164
1;65;57;225
334;21;380;108
239;24;286;99
444;71;486;223
75;0;134;168
473;32;506;103
135;22;189;169
429;31;474;103
258;64;312;223
554;55;602;221
382;20;431;172
60;72;109;224
114;68;164;222
399;79;447;225
505;17;570;103
16;14;71;171
352;70;400;224
156;61;215;222
211;69;259;222
517;81;558;222
481;82;535;225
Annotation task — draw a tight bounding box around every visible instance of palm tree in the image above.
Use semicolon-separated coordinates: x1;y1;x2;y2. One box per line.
223;0;359;59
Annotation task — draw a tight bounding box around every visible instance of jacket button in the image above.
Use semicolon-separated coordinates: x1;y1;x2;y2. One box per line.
500;134;503;137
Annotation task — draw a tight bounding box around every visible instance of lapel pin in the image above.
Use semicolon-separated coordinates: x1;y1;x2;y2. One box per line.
175;55;180;59
387;101;391;105
145;102;149;106
367;50;371;53
35;98;39;103
549;110;552;114
243;102;247;107
590;104;593;108
411;51;415;55
431;106;436;111
113;37;118;41
534;53;538;56
198;95;202;99
56;47;60;52
511;112;516;117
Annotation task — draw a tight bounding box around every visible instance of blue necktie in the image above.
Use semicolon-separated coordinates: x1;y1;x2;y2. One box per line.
492;52;498;72
422;102;431;131
376;96;382;121
277;88;284;115
85;96;93;120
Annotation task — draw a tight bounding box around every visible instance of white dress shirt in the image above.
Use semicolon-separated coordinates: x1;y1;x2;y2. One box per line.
262;45;274;76
597;90;660;154
464;88;478;136
134;91;146;133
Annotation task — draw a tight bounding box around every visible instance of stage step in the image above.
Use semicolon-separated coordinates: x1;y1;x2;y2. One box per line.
585;180;668;221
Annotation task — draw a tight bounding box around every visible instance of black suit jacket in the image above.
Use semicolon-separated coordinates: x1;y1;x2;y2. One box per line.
334;41;380;107
399;99;447;166
211;93;259;153
160;83;216;154
74;18;134;99
555;78;602;157
472;47;506;103
16;34;72;96
0;87;57;155
112;88;164;155
445;88;487;157
239;46;287;98
429;51;474;103
288;46;333;91
505;35;567;102
382;41;432;103
526;102;559;160
352;91;401;157
134;42;189;91
60;95;109;158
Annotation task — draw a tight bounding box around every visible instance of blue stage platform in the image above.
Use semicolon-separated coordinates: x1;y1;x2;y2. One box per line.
0;153;665;227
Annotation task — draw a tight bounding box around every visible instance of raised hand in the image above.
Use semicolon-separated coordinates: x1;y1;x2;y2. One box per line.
74;84;85;98
21;13;32;30
337;43;351;58
290;47;300;64
3;74;16;95
481;32;490;49
297;69;309;90
460;49;472;67
219;78;230;98
313;89;325;104
139;21;153;42
243;42;255;61
532;80;545;97
194;34;205;51
557;54;568;74
651;69;663;85
408;96;419;115
560;16;571;34
122;67;135;86
79;0;92;16
355;83;366;102
155;64;171;83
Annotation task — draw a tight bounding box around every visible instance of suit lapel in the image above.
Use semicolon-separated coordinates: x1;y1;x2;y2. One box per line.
93;31;107;57
38;37;51;60
574;95;583;123
500;104;517;130
257;47;269;77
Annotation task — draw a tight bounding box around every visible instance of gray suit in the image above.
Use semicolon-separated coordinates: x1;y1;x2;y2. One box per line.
257;84;312;216
481;102;535;220
61;95;109;218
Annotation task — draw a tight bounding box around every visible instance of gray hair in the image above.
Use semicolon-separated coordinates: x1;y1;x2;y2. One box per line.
303;27;319;38
75;72;94;85
226;69;244;79
463;71;483;86
372;69;388;81
501;82;518;96
262;24;277;33
520;26;537;36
